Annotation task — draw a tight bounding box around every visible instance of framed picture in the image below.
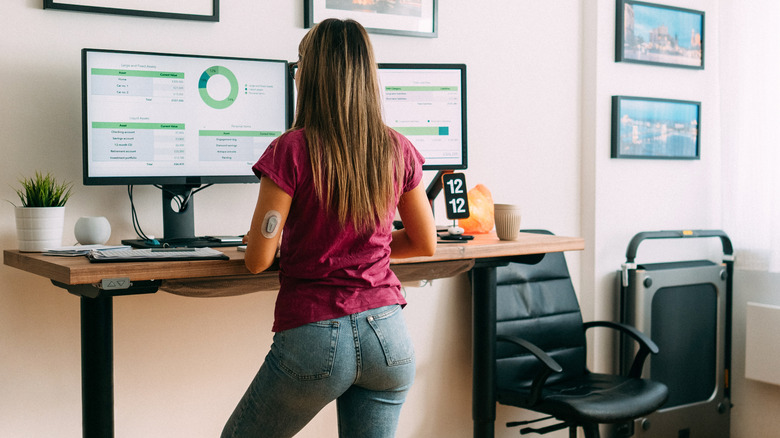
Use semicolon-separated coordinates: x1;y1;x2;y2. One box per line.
305;0;437;38
616;0;704;69
611;96;701;159
43;0;219;22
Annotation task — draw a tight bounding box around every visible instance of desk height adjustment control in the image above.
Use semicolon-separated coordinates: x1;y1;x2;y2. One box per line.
101;277;131;290
52;279;161;298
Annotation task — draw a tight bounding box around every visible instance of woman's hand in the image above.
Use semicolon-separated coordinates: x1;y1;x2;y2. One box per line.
390;182;436;259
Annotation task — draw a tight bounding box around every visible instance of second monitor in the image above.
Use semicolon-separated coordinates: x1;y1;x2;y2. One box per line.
377;63;467;171
290;63;468;171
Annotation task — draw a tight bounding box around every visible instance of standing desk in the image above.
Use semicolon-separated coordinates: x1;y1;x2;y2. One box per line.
3;231;584;438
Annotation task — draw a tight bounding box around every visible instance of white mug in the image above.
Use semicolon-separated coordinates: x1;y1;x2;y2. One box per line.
74;216;111;245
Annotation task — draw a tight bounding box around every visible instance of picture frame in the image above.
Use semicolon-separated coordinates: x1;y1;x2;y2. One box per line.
43;0;219;22
611;96;701;159
616;0;704;69
304;0;437;38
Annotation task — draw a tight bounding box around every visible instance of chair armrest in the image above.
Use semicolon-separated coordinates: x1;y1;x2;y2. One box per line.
497;334;563;405
583;320;659;378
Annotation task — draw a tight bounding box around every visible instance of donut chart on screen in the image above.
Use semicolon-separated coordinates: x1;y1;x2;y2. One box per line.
199;66;239;109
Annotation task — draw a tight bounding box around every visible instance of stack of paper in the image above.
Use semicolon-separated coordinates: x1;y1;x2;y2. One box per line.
43;245;130;257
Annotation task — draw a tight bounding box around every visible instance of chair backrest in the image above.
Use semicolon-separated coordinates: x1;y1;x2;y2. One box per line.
495;230;587;391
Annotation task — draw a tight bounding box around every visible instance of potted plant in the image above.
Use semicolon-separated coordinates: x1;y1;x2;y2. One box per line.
12;171;73;252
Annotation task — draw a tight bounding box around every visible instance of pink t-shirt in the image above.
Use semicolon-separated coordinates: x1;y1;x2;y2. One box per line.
252;128;424;332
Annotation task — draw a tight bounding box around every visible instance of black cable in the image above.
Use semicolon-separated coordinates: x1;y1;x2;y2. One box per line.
185;184;212;211
128;184;213;241
127;185;151;241
153;183;212;211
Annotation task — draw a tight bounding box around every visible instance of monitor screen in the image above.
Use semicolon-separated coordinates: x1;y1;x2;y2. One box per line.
378;63;467;170
82;48;288;186
289;63;468;171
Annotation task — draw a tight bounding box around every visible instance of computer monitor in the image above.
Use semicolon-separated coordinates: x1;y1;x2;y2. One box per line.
81;48;288;244
377;63;467;172
289;63;468;172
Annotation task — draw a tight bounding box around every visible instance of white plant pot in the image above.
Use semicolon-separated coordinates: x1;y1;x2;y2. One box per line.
15;206;65;252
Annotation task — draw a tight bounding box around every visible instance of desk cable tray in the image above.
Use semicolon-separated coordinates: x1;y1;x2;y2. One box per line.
87;247;229;263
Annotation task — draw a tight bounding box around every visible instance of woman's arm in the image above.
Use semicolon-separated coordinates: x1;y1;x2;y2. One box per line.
243;177;292;274
390;182;437;259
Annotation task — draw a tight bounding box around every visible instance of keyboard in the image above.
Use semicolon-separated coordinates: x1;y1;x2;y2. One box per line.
122;236;243;248
86;247;229;263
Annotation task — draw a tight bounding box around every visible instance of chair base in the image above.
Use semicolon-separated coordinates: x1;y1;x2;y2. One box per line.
507;418;600;438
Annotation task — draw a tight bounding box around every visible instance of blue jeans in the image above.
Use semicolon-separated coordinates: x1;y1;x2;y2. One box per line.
221;304;415;438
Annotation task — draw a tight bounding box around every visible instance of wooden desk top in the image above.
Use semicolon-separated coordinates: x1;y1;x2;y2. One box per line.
4;232;584;286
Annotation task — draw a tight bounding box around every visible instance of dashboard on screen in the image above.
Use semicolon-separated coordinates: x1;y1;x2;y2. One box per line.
82;48;289;186
378;64;467;170
289;63;468;171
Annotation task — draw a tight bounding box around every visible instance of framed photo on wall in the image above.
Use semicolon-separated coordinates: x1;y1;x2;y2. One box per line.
616;0;704;69
304;0;437;38
611;96;701;159
43;0;219;21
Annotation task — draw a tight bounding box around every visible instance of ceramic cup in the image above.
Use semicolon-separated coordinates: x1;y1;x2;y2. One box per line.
74;216;111;245
494;204;522;241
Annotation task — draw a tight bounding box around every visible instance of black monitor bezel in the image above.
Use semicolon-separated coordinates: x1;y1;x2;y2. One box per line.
81;48;289;186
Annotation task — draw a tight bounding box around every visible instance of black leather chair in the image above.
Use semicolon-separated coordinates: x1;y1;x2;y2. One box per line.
494;230;669;438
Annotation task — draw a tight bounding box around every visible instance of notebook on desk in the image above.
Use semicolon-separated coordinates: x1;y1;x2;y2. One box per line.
86;247;229;263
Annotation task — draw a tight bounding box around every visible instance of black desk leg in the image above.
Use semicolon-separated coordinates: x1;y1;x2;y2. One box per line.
472;265;497;438
81;293;114;438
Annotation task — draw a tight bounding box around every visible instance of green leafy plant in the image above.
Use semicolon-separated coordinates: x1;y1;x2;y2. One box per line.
13;171;73;207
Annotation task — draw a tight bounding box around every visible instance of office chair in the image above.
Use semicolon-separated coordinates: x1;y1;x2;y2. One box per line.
494;230;669;438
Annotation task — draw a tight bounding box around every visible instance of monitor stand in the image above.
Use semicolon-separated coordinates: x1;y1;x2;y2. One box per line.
426;170;454;217
122;184;241;248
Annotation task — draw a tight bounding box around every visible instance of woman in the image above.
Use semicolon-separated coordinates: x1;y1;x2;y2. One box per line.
221;19;436;438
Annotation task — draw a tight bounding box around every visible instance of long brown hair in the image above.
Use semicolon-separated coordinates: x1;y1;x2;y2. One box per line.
293;19;403;233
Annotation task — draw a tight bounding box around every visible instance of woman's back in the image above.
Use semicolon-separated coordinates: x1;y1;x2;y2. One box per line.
252;128;425;331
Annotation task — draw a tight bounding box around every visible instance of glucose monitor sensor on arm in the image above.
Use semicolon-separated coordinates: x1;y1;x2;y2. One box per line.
261;210;282;239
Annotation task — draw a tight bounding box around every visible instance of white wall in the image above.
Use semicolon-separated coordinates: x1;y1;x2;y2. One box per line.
719;0;780;436
8;1;777;437
1;2;582;437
